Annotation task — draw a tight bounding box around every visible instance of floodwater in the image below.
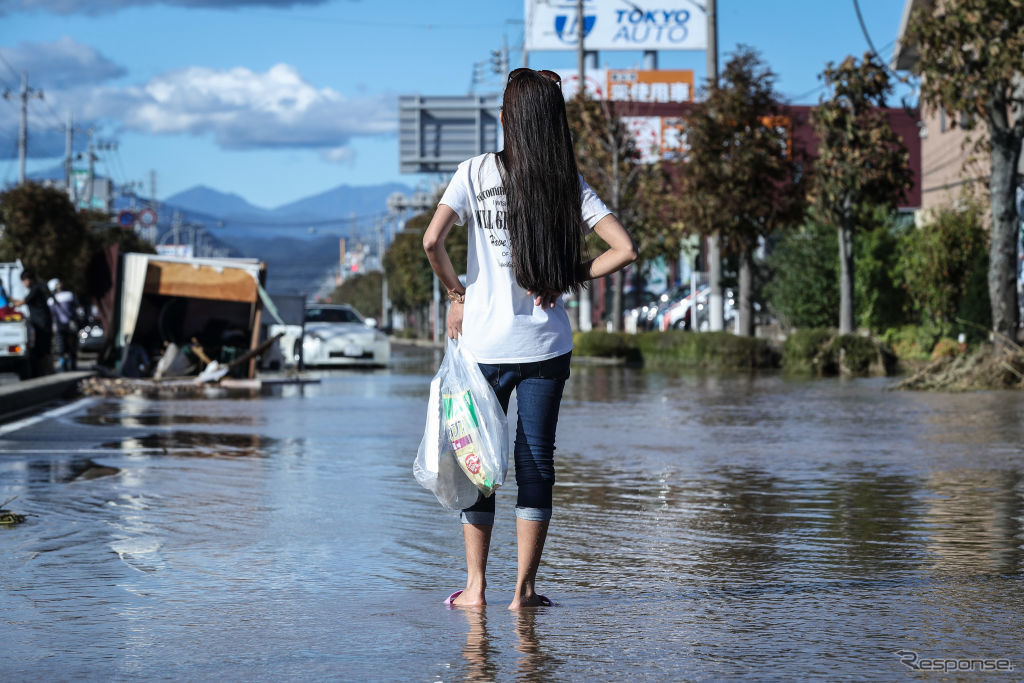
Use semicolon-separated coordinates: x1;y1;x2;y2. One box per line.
1;345;1022;680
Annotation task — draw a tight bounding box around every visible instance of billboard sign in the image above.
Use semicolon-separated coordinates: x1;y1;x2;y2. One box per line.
623;116;688;163
607;69;693;102
622;115;790;164
156;244;194;259
557;68;694;103
560;68;608;100
525;0;707;52
398;95;500;174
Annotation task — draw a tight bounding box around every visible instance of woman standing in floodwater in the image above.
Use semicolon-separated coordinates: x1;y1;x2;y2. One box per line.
423;68;637;609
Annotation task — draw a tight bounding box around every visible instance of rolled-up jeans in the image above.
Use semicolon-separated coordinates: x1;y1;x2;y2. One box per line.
460;351;571;525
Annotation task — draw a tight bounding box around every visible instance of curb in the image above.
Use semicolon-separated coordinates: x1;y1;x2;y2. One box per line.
0;370;95;419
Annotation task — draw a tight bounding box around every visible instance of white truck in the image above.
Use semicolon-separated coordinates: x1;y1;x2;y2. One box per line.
0;260;32;379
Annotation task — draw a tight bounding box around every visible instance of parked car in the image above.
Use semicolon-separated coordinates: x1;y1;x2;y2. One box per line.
297;304;390;368
691;288;766;331
0;262;30;378
77;318;106;353
691;287;736;331
0;294;30;379
662;285;710;331
627;285;692;332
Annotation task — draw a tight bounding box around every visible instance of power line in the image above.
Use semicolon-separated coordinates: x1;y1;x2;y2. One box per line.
792;37;898;103
28;97;65;135
112;144;133;189
0;53;21;86
33;90;69;132
280;14;502;30
1;123;19;186
851;0;884;65
146;202;393;232
851;0;918;96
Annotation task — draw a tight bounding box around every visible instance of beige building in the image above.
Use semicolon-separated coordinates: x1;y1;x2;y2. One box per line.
892;0;1023;216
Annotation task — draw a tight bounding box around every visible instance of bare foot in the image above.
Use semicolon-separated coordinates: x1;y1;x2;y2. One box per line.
508;593;554;610
452;588;486;607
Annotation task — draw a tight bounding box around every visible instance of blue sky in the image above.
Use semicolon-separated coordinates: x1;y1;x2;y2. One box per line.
1;0;912;209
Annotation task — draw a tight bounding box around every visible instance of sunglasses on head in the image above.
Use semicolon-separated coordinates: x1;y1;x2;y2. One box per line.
507;68;562;87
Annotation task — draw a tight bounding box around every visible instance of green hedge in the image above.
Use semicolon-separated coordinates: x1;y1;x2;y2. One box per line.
781;329;835;373
573;331;779;370
572;331;642;362
782;329;896;376
573;329;899;376
637;331;779;369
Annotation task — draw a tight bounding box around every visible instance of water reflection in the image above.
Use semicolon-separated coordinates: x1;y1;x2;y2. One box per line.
1;354;1023;678
100;431;271;457
513;609;555;680
77;406;262;428
458;608;497;681
1;458;121;486
923;469;1023;574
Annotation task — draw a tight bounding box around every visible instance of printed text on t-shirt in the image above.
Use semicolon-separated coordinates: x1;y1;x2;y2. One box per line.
474;185;512;267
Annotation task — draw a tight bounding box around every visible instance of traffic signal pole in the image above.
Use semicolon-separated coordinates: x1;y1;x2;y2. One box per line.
706;0;725;332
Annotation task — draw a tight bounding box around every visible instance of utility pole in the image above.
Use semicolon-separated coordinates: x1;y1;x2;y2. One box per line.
64;110;73;196
172;210;182;252
377;217;389;328
149;169;157;206
705;0;724;332
4;72;43;186
575;0;594;331
576;0;585;85
85;127;96;208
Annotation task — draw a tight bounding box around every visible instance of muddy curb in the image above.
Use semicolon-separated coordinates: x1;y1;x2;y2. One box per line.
0;370;96;419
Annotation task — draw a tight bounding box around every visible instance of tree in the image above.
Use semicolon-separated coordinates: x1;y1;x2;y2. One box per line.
766;214;912;333
383;208;466;333
765;221;839;329
852;210;912;333
675;46;805;336
0;182;90;291
810;53;913;335
897;201;990;339
329;271;383;320
905;0;1024;345
565;95;674;331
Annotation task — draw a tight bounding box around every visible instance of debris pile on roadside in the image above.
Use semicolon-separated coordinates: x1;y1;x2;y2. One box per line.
0;496;28;526
77;374;262;398
896;344;1024;391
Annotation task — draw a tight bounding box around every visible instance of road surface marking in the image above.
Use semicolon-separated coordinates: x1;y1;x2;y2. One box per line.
0;397;95;436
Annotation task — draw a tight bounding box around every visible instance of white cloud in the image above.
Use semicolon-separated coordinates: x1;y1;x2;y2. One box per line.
0;36;125;88
321;146;356;164
0;43;396;162
2;0;331;16
115;63;396;148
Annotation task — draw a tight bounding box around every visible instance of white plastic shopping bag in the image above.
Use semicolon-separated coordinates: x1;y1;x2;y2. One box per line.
413;338;509;509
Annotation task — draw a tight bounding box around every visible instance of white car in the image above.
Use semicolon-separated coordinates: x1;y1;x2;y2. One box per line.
296;304;390;368
662;286;708;331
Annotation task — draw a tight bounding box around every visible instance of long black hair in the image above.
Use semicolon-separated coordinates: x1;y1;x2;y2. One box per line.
497;69;587;294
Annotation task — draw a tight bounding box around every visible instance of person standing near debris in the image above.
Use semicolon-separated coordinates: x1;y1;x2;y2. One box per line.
422;68;637;609
12;269;53;378
47;278;81;372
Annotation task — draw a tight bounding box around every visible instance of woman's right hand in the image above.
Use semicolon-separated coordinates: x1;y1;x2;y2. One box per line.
528;288;561;309
447;301;464;339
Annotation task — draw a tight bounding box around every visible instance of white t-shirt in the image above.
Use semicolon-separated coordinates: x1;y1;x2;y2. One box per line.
438;152;612;363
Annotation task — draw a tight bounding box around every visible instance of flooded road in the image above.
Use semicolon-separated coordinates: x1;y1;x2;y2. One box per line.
2;345;1022;679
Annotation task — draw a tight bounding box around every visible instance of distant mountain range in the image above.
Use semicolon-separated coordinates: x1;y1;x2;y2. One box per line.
24;166;417;295
164;182;414;232
162;182;414;295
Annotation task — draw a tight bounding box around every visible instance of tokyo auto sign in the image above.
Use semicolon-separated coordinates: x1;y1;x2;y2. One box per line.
525;0;708;52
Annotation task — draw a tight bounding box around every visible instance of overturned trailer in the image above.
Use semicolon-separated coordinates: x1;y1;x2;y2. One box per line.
116;253;267;379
